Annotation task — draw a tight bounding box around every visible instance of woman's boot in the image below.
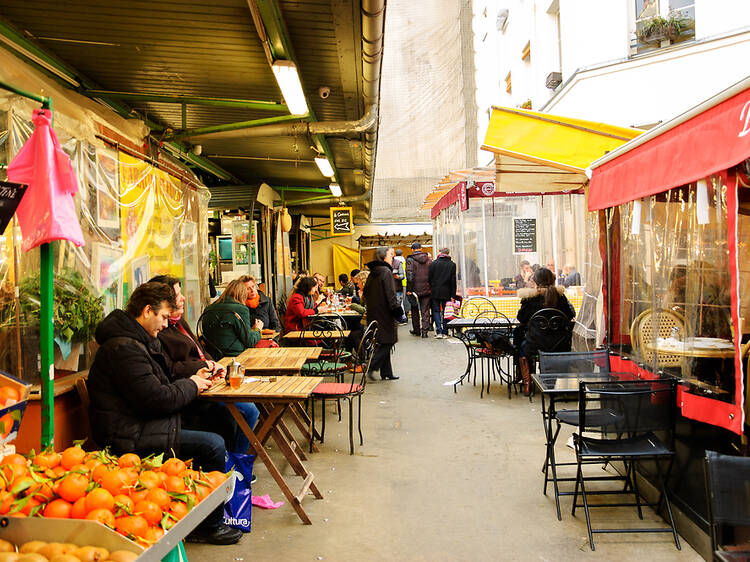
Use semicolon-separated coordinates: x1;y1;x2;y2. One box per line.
519;357;532;396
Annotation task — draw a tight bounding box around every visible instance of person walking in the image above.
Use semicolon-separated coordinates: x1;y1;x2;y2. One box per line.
363;247;405;380
406;242;432;338
392;249;407;323
428;248;457;339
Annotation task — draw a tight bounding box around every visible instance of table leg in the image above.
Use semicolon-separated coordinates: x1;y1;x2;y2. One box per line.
276;415;308;461
287;402;321;453
225;403;317;525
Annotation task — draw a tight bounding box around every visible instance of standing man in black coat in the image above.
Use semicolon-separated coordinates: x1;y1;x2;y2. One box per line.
406;242;432;338
363;247;405;380
87;282;242;545
428;248;457;339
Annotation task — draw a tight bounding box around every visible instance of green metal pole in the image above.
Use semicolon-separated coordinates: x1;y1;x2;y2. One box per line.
40;97;54;449
82;90;288;112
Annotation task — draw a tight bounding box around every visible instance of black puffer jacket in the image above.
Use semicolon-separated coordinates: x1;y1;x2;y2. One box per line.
406;251;432;296
428;255;457;300
363;260;402;345
87;310;198;456
246;292;281;332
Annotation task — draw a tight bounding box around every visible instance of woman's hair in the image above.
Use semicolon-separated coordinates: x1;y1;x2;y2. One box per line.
533;267;559;308
294;276;318;296
353;270;370;284
238;275;256;285
216;279;248;304
148;275;180;289
373;247;391;261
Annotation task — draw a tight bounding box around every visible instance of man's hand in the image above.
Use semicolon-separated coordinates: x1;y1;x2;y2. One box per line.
253;319;264;331
206;360;225;376
190;370;213;392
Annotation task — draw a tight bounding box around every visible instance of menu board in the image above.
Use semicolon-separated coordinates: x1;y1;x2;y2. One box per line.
513;217;537;254
330;206;353;236
0;181;27;235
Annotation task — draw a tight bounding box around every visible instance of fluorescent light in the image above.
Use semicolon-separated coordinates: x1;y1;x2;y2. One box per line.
271;60;308;115
329;183;342;197
315;157;335;178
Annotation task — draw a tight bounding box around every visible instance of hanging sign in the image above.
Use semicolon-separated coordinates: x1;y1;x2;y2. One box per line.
513;217;537;254
0;181;28;235
458;181;469;211
467;181;496;197
330;206;353;236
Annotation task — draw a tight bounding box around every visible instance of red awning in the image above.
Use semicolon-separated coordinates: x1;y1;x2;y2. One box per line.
588;79;750;211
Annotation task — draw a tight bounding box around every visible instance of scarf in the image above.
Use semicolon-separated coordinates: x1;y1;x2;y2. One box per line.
168;315;182;325
245;295;260;308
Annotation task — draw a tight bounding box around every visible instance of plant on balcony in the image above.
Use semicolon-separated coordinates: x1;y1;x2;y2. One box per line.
637;15;693;44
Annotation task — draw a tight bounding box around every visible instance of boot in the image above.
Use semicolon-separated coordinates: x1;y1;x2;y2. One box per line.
519;357;532;396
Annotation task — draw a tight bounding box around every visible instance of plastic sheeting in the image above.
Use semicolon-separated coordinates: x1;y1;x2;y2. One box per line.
0;98;210;384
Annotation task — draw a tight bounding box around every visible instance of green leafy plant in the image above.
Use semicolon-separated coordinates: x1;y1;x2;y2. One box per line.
637;15;692;43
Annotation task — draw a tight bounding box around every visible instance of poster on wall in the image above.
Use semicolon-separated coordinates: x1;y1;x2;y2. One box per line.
130;255;150;289
0;181;27;235
95;149;120;230
513;217;537;254
330;206;353;236
92;243;124;314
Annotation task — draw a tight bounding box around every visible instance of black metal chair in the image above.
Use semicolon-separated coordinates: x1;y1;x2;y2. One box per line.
522;308;573;401
464;311;516;399
299;318;348;381
196;309;249;360
704;451;750;562
572;378;680;551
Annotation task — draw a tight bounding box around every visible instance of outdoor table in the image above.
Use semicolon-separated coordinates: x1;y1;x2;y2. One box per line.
531;371;638;520
311;310;362;318
218;346;322;375
201;376;325;525
261;329;280;340
644;337;735;359
446;317;519;330
282;330;351;340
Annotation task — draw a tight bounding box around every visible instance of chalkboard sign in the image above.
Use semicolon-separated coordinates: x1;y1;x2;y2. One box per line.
513;217;536;254
0;181;27;235
330;206;353;236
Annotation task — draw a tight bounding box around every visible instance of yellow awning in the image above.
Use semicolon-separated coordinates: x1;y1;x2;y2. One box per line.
481;106;642;193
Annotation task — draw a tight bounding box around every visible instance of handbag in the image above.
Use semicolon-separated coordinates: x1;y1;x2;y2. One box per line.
223;451;255;532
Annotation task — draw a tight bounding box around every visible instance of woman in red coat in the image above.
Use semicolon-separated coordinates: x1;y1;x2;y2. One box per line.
284;276;329;333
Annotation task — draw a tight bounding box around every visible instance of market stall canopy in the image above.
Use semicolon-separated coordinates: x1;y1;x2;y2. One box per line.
420;168;494;211
588;75;750;211
481;106;642;194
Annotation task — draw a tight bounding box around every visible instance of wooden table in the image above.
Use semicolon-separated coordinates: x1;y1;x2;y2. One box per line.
218;346;322;375
201;376;324;524
282;330;351;340
261;330;280;340
311;310;362;318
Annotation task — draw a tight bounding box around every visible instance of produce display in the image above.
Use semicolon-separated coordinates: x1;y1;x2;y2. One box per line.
0;539;137;561
0;443;229;549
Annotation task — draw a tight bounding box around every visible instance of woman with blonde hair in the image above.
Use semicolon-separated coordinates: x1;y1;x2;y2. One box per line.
201;279;262;357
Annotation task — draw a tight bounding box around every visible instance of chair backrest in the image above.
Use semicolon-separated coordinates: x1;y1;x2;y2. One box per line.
578;378;677;441
704;451;750;553
303;318;345;373
469;313;515;356
197;309;248;360
539;350;611;374
630;308;686;367
352;321;379;388
461;297;498;319
526;307;572;356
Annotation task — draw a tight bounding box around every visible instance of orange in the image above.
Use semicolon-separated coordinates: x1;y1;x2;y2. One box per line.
71;496;87;519
0;414;12;439
205;471;226;490
129;489;148;504
0;453;26;467
145;487;170;510
113;494;134;515
60;445;86;470
0;491;13;514
144;526;165;543
118;453;140;468
86;508;115;528
85;487;114;513
92;464;109;484
57;473;89;503
20;496;41;516
133;500;161;526
115;515;149;539
169;501;188;521
160;458;186;477
0;386;20;406
194;481;211;501
100;470;129;496
1;463;26;483
10;475;34;496
27;481;55;502
51;466;66;478
32;451;61;469
43;498;72;519
137;470;160;490
164;475;186;493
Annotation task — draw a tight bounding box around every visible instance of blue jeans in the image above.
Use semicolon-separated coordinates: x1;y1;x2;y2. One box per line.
179;429;226;528
219;401;260;454
431;299;447;335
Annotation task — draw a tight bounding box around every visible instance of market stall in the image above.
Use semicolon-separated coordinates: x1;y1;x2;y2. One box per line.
587;75;750;529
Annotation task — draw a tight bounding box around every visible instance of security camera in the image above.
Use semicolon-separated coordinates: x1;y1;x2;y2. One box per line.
192;144;203;156
318;86;331;99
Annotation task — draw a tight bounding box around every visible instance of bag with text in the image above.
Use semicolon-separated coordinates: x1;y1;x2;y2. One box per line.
223;451;255;532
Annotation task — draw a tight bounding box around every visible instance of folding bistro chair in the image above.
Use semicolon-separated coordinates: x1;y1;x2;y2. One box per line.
572;378;680;551
299;318;348;381
523;307;573;400
704;451;750;561
464;311;517;398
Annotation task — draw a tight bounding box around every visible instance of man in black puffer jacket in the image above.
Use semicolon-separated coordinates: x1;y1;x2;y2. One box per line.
406;242;432;338
87;281;242;546
428;248;457;338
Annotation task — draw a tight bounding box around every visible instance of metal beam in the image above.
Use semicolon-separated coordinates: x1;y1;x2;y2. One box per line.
83;89;288;112
167;114;304;141
274;186;330;193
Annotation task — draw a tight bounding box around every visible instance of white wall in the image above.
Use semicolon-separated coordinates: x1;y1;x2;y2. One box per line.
695;0;750;39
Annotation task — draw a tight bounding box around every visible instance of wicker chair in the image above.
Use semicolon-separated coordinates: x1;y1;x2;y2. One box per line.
630;308;686;368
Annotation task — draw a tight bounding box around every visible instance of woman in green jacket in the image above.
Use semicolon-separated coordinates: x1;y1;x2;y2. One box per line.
201;279;262;358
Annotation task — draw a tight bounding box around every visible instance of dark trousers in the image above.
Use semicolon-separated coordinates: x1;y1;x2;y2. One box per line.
178;429;226;528
431;298;447;335
408;294;432;333
370;343;394;379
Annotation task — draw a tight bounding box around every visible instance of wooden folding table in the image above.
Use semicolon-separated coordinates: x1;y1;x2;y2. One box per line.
201;376;324;524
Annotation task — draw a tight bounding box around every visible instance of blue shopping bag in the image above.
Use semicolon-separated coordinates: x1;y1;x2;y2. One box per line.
223;451;255;532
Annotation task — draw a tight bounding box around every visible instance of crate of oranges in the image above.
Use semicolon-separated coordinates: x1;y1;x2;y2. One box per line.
0;371;32;447
0;443;232;560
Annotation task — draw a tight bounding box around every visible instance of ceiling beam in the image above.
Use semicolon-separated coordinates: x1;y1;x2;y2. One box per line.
167;114;304;141
83;90;288;111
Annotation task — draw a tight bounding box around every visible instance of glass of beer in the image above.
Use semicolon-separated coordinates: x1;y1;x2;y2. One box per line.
228;369;243;389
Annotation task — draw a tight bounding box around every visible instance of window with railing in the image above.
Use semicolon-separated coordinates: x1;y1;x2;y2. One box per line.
633;0;695;53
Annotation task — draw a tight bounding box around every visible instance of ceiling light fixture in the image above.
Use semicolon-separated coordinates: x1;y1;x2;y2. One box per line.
329;183;342;197
314;157;335;178
271;60;309;115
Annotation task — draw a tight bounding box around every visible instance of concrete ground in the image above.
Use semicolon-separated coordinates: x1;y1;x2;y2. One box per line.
188;325;703;561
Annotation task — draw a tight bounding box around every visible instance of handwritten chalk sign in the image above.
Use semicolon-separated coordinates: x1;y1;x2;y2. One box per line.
330;206;353;236
0;181;28;235
513;217;536;254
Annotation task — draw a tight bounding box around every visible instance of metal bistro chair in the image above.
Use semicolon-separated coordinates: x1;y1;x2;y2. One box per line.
196;309;249;360
538;350;618;520
299;318;348;381
704;451;750;562
524;308;573;400
310;321;378;454
460;311;517;399
572;378;680;552
460;296;499;320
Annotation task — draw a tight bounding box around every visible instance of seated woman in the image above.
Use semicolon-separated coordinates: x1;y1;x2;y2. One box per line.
284;276;328;333
514;267;576;396
150;275;260;456
201;279;262;357
239;275;281;333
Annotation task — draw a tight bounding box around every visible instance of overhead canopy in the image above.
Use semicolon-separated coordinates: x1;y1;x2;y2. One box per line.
481;106;642;194
420;168;494;212
588;75;750;211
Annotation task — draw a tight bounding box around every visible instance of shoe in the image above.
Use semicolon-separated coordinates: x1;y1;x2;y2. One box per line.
421;332;428;338
409;330;419;336
187;523;243;545
368;370;379;381
434;333;442;339
383;375;400;380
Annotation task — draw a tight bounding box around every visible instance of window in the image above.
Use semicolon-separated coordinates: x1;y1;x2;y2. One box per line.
633;0;695;52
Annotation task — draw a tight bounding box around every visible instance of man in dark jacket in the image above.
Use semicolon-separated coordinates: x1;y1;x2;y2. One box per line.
363;247;405;380
240;275;281;333
405;242;432;338
428;248;457;338
87;282;241;545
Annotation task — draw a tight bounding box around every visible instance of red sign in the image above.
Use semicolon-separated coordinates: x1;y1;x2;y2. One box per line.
458;181;469;211
467;181;496;197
